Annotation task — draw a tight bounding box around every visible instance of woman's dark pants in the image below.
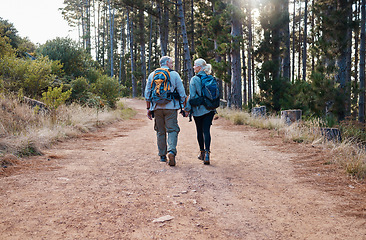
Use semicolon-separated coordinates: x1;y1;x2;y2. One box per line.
193;111;215;152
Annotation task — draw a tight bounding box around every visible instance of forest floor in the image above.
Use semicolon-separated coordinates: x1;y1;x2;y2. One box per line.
0;98;366;240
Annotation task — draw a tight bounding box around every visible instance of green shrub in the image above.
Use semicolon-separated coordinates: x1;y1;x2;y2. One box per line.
37;37;92;78
0;55;63;98
92;75;120;108
86;68;103;84
70;77;90;104
41;84;72;111
23;56;61;97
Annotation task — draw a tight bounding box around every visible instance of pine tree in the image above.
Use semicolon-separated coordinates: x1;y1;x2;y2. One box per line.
360;0;365;122
230;0;243;109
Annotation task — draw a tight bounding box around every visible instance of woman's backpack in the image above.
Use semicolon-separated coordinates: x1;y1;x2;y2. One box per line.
189;74;220;110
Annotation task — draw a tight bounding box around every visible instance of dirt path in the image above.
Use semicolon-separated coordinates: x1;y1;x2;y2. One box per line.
0;98;365;240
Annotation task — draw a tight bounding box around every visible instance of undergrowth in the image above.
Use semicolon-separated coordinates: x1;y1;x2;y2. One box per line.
218;107;366;180
0;94;136;167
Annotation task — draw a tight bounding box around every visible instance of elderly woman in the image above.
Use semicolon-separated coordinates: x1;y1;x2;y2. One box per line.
184;58;216;165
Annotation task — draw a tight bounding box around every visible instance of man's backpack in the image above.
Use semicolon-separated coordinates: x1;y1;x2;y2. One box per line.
189;74;220;110
150;68;175;104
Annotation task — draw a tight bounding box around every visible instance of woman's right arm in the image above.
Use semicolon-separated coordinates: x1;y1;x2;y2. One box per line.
184;77;197;112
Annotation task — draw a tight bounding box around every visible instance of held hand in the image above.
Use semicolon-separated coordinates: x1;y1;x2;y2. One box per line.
147;110;153;120
180;110;189;117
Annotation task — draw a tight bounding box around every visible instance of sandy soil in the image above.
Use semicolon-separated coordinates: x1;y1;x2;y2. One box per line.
0;98;365;240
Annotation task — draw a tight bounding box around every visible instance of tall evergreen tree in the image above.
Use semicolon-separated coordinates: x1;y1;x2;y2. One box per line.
230;0;243;109
302;0;308;81
360;0;366;122
177;0;193;82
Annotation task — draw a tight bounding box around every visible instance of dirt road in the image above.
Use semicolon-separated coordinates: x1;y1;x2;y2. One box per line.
0;98;365;239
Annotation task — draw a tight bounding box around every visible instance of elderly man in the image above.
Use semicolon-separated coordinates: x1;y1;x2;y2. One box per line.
145;56;187;166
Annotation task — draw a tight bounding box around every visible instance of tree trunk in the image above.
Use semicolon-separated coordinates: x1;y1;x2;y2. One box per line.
302;0;308;81
272;2;281;81
247;2;253;103
83;0;91;54
119;11;126;85
298;3;302;81
355;1;360;97
242;37;247;106
96;0;100;63
283;0;291;81
139;8;146;97
148;15;153;74
311;0;315;72
81;1;85;49
158;1;169;56
102;1;107;68
230;0;242;109
191;0;195;55
214;38;223;99
127;8;136;98
292;0;296;83
109;0;115;77
346;4;352;117
281;109;302;125
177;0;193;83
359;0;365;122
175;0;180;72
93;0;98;62
337;0;352;119
227;53;232;107
252;52;255;98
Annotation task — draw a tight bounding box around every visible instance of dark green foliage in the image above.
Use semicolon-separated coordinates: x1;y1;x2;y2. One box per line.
0;18;22;49
37;37;93;78
70;77;90;104
92;75;120;108
0;55;64;98
256;61;292;112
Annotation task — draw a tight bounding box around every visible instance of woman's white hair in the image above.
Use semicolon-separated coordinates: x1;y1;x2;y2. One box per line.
194;58;212;74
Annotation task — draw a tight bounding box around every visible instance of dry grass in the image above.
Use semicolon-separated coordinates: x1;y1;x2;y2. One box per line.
0;95;136;165
218;108;285;130
218;107;366;179
329;140;366;179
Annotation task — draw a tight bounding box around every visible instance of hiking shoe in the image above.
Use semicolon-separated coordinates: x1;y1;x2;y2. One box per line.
160;155;167;162
204;151;210;165
198;150;205;161
167;152;176;166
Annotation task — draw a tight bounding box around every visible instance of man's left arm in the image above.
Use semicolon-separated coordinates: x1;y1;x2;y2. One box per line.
172;72;187;107
145;72;154;120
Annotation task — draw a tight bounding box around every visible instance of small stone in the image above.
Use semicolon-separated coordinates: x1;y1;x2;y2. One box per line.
152;215;174;223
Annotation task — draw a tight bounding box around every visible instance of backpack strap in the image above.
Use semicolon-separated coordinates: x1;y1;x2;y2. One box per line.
197;74;204;97
167;69;183;110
